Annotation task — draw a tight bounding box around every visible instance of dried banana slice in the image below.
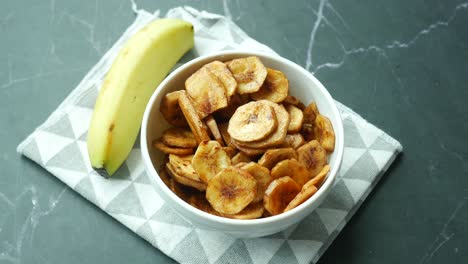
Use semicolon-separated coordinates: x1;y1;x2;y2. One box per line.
270;159;310;186
160;90;188;127
301;123;316;141
205;115;224;146
226;56;267;94
297;140;328;178
218;122;233;147
230;140;267;156
221;202;264;220
185;67;228;119
239;162;272;203
285;105;304;133
214;94;250;121
189;193;220;216
283;183;318;212
250;68;289;103
153;139;194;155
258;148;297;170
161;127;197;148
166;162;206;191
222;146;238;158
314;115;335;152
205;61;237;100
192;141;231;183
283;95;305;110
178;91;211;143
305;164;330;188
284;134;306;149
228;101;277;142
234;101;290;149
303;102;320;124
206;167;257;214
231;152;252;165
263;176;301;215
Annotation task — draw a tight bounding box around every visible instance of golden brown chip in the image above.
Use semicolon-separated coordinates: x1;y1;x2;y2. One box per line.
257;148;297;170
239;162;272;203
185;67;228;119
205;115;224;146
303;102;320;124
189;193;220;216
153;139;194;155
231;152;252;165
283;184;318;212
223;146;238;158
166;162;206;191
270;159;310;186
304;164;330;188
314;115;335;152
234;101;290;149
263;176;301;215
221;202;264;219
301;123;316;141
284;134;306;149
206;167;257;215
205;61;237;100
161;127;197;148
178;91;211;143
214;94;250;121
160;91;188;127
230;140;267;156
283;95;306;110
250;68;289;103
192;141;231;183
285;105;304;133
218;122;233;147
228;100;277;142
226;56;267;94
297;140;328;178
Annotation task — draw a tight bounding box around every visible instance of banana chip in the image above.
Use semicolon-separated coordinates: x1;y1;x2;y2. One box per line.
166;162;206;191
283;183;318;212
215;94;250;121
314;115;335;152
205;115;224;146
192;141;231;183
153;139;194;155
222;146;238;158
284;134;306;149
178;91;211;143
226;56;267;94
230;140;267;156
185;67;228;118
283;95;306;110
263;176;301;215
285;105;304;133
160;91;188;127
271;159;310;186
250;68;289;103
234;101;290;149
205;61;237;101
218;122;233;147
305;164;330;188
231;152;252;165
206;167;257;215
161;127;197;148
239;162;272;203
297;140;328;178
221;202;264;220
303;102;319;124
228;100;277;142
189;193;220;216
301;123;316;141
257;148;297;170
158;164;171;187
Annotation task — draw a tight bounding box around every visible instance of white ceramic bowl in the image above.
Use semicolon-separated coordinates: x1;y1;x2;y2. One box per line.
141;51;344;237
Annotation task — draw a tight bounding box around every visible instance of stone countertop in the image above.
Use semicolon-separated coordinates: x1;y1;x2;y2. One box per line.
1;0;467;263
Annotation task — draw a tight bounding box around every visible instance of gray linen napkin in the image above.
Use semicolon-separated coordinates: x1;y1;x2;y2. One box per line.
17;7;402;264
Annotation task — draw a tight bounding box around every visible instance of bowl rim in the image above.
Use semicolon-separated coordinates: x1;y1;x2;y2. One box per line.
141;50;344;227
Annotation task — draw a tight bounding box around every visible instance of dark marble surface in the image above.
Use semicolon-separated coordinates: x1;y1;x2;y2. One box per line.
1;0;467;263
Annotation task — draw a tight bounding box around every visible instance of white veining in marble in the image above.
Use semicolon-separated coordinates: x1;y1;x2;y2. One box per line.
305;0;327;71
0;186;68;263
419;197;468;264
